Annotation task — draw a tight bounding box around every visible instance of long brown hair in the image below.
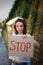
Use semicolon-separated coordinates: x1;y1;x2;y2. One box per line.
14;18;27;34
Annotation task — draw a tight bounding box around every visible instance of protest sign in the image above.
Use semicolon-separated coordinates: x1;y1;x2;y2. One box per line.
8;35;34;57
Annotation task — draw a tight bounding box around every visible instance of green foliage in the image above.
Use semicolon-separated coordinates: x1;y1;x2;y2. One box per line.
9;0;23;19
30;11;38;35
22;0;32;18
30;0;39;35
13;0;26;17
1;19;7;29
8;0;33;19
0;23;2;29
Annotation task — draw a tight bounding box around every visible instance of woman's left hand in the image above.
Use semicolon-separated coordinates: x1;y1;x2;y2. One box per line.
22;35;27;38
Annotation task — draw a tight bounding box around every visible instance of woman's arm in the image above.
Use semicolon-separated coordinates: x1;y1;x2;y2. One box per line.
6;24;12;35
34;40;40;48
6;17;20;35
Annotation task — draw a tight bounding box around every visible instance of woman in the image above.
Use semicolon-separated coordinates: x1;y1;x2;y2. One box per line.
6;16;39;65
6;17;31;65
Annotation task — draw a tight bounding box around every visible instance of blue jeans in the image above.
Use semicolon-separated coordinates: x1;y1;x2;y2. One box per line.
12;62;30;65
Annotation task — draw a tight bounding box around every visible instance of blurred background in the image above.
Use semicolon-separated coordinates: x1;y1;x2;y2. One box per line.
0;0;43;65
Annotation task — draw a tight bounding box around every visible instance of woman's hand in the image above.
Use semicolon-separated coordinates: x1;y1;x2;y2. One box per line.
22;35;27;38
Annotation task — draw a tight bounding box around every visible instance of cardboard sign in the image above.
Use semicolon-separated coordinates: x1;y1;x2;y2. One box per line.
8;35;34;57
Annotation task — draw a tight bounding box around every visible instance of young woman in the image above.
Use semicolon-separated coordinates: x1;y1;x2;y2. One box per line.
6;17;40;65
6;17;31;65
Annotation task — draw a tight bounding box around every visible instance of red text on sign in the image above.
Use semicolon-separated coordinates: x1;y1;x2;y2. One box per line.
10;40;31;52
